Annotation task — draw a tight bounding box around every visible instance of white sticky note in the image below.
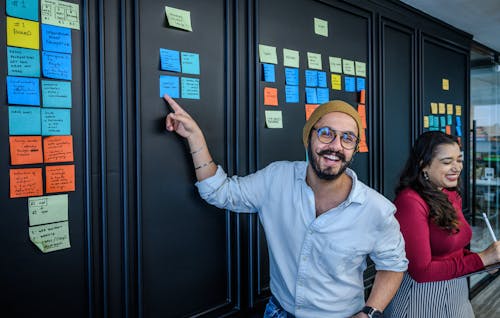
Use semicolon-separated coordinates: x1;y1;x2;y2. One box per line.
265;110;283;128
342;59;355;75
259;44;278;64
29;221;71;253
307;52;322;70
329;56;342;73
41;0;80;30
314;18;328;37
283;48;299;68
165;6;192;31
28;194;68;226
355;61;366;77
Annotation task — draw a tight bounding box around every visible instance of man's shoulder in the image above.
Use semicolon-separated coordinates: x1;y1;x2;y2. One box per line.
354;178;395;210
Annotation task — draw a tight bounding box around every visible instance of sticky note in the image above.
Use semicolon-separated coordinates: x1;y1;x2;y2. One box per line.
331;74;342;90
445;125;451;135
265;110;283;128
440;116;446;127
342;59;355;75
359;90;366;104
7;76;40;106
42;24;72;53
431;102;438;114
259;44;277;64
344;76;355;92
181;52;200;75
317;72;327;88
314;18;328;37
285;85;299;103
7;17;39;49
305;104;319;120
7;0;39;21
159;48;181;72
283;48;299;68
358;129;369;153
447;103;454;115
305;70;318;87
355;61;366;77
307;52;322;70
165;6;192;31
442;78;449;90
10;168;43;198
9;106;42;135
456;125;462;137
29;221;71;253
305;87;318;104
46;164;75;193
456;105;462;116
456;116;462;126
29;194;69;226
7;47;40;77
447;115;453;125
42;108;71;136
356;78;365;92
329;56;342;73
41;0;80;30
358;105;367;129
285;68;299;85
316;88;329;104
44;135;74;163
181;77;200;99
159;75;179;98
423;116;429;128
262;64;276;82
42;80;72;108
264;87;278;106
42;51;72;80
438;103;446;114
9;136;43;165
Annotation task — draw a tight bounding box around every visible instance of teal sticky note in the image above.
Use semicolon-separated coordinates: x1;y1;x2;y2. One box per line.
42;25;72;54
317;72;327;87
7;76;40;106
7;47;40;77
285;85;299;103
285;68;299;85
356;78;365;91
262;63;275;82
9;106;41;135
434;116;439;128
181;52;200;75
42;51;72;80
42;108;71;136
317;88;329;104
440;116;446;127
7;0;38;21
159;75;179;98
159;48;181;72
344;77;355;92
447;115;452;125
305;70;318;87
181;77;200;99
305;87;317;104
42;80;72;108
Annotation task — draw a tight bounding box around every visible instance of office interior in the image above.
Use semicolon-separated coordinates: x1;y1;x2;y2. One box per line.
1;0;499;317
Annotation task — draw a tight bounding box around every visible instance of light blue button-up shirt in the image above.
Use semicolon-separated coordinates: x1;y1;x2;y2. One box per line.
196;161;407;318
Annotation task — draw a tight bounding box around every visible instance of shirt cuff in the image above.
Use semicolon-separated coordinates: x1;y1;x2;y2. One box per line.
195;165;227;196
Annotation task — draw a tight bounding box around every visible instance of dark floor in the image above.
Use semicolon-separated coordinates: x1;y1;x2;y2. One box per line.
471;275;500;318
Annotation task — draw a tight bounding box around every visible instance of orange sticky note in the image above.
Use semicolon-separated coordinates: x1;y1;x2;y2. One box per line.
445;125;451;135
358;129;369;152
9;136;43;165
264;87;278;106
305;104;319;120
357;104;367;129
359;89;366;104
46;165;75;193
10;168;43;198
44;136;74;163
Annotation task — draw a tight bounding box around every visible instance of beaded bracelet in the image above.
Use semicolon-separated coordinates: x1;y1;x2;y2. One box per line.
195;160;213;170
190;145;204;155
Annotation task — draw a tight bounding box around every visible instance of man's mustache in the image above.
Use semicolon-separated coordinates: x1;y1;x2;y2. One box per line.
317;149;346;162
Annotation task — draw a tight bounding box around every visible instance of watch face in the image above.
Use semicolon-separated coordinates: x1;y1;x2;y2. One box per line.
371;312;383;318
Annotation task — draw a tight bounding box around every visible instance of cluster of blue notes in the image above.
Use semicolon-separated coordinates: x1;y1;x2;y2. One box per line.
42;80;72;108
7;76;40;106
181;78;200;99
42;51;72;80
160;48;181;72
159;48;201;100
9;106;42;135
262;63;275;82
42;24;72;54
344;76;355;92
285;85;299;103
159;75;179;98
41;108;71;136
6;0;39;21
7;47;40;77
181;52;200;75
356;78;365;92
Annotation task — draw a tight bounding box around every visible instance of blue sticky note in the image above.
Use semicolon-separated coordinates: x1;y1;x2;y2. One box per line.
42;24;72;54
440;116;446;127
159;48;181;72
456;116;462;126
181;52;200;75
285;68;299;85
344;77;355;92
9;106;41;135
356;78;365;92
42;80;72;108
456;126;462;137
434;116;439;128
42;108;71;136
447;115;453;125
285;85;299;103
317;88;329;104
262;63;275;82
181;77;200;99
305;87;318;104
317;72;327;88
159;75;179;98
42;51;72;80
305;70;318;87
7;76;40;106
7;47;40;77
7;0;38;21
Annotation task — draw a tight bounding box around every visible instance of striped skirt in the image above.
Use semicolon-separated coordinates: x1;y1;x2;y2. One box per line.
385;273;474;318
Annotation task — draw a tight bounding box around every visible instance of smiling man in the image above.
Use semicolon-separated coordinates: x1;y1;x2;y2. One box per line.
164;95;408;318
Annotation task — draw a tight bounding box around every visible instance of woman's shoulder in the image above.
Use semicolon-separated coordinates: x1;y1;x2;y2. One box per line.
394;187;428;212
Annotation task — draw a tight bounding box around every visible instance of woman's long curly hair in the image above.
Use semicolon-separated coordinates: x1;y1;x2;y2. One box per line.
396;131;461;233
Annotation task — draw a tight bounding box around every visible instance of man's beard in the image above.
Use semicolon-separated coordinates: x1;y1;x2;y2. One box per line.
307;142;353;180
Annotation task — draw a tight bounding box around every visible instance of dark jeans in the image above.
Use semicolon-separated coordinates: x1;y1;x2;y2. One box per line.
263;296;296;318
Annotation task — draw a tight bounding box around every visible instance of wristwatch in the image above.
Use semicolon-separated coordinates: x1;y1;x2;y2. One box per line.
361;306;383;318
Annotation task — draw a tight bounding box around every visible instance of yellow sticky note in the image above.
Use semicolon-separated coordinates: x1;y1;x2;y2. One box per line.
314;18;328;37
355;61;366;77
7;17;39;50
29;221;71;253
329;57;342;73
442;78;449;90
447;103;454;115
331;74;342;90
307;52;322;70
423;116;429;128
265;110;283;128
438;103;446;114
165;6;192;31
259;44;277;64
430;102;438;114
283;48;299;68
456;105;462;116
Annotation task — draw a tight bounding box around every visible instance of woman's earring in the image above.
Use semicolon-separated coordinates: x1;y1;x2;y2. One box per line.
423;171;430;181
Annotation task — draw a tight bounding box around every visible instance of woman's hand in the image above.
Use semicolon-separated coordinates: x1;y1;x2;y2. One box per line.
164;94;202;141
478;241;500;266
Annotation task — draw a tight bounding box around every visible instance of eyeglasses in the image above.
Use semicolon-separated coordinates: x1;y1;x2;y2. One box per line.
312;127;359;150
